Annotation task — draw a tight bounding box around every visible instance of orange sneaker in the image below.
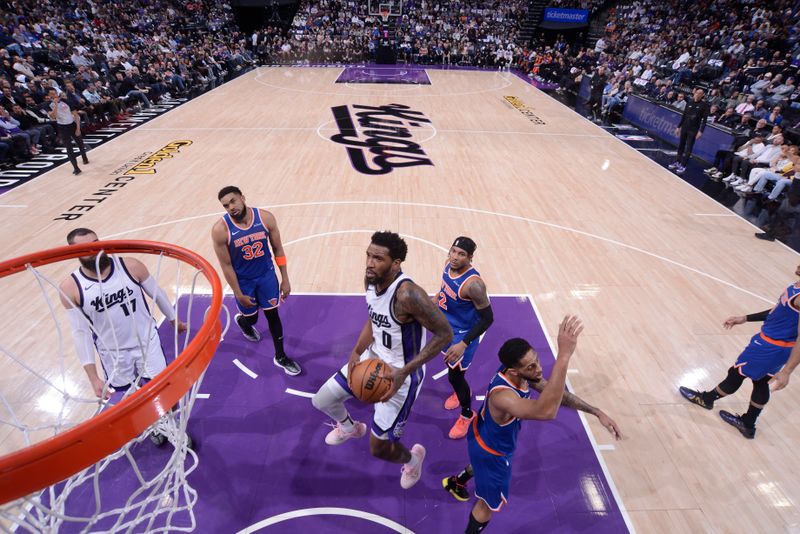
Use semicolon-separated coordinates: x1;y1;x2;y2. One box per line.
448;414;474;440
444;393;459;410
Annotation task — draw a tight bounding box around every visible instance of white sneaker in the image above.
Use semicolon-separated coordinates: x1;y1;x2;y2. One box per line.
722;174;737;183
324;421;367;445
712;171;724;179
400;444;426;489
731;178;745;186
668;161;680;169
703;167;717;175
735;184;752;192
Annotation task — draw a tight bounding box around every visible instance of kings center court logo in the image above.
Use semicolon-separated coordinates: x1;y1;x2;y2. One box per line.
329;103;434;175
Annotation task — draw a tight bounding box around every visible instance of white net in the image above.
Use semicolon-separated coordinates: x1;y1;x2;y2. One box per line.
0;243;227;533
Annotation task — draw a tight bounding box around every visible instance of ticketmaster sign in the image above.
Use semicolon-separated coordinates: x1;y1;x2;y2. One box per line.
543;8;589;23
622;95;735;163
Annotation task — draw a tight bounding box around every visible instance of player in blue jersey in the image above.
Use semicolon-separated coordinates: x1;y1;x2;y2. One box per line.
680;265;800;438
442;318;622;533
212;186;301;375
437;237;494;439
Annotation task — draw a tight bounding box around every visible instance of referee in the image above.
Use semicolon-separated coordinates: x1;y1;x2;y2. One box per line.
48;88;89;175
669;88;708;175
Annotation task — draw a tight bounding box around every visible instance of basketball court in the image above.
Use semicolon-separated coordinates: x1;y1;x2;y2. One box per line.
1;66;799;532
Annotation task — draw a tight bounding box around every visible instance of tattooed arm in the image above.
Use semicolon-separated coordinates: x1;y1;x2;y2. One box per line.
530;378;623;439
379;280;453;401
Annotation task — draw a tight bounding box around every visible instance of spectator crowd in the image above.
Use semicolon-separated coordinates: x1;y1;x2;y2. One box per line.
0;0;256;167
251;0;528;67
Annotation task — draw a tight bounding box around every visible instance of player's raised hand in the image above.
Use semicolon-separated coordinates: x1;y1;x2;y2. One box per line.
171;319;188;334
723;315;746;329
556;315;583;357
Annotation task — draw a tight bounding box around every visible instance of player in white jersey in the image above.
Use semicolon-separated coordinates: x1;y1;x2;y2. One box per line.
311;231;453;489
59;228;186;399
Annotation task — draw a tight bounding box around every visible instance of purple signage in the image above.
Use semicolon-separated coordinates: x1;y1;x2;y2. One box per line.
623;95;734;163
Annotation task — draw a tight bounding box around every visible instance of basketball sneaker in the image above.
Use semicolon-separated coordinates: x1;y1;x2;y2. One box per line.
442;476;470;502
274;354;301;376
668;161;680;169
678;386;713;410
400;444;426;489
324;420;367;445
719;410;756;439
448;414;475;440
235;313;261;342
444;392;459;410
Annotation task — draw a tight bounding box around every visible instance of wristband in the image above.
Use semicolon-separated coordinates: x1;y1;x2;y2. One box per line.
275;255;287;267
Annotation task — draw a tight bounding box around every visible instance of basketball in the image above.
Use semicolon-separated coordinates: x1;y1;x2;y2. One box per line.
349;359;393;403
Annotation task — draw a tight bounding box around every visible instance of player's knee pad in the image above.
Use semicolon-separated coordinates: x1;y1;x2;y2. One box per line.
751;376;771;406
718;366;745;394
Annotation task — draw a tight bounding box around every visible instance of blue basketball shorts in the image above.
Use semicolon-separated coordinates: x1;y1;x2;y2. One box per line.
444;329;481;371
237;269;280;314
734;333;793;380
467;422;512;512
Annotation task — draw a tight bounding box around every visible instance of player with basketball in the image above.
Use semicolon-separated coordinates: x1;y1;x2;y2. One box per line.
443;319;622;533
680;263;800;438
212;186;301;376
59;228;187;401
311;231;453;489
437;236;494;439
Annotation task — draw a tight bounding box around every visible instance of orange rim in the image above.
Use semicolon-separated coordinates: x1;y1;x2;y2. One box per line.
0;240;223;505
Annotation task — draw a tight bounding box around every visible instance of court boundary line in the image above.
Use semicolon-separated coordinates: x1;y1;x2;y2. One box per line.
285;388;314;399
525;294;636;533
510;73;800;257
233;358;258;379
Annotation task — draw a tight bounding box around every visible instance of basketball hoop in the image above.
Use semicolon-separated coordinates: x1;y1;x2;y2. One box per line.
0;240;224;532
380;5;390;23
